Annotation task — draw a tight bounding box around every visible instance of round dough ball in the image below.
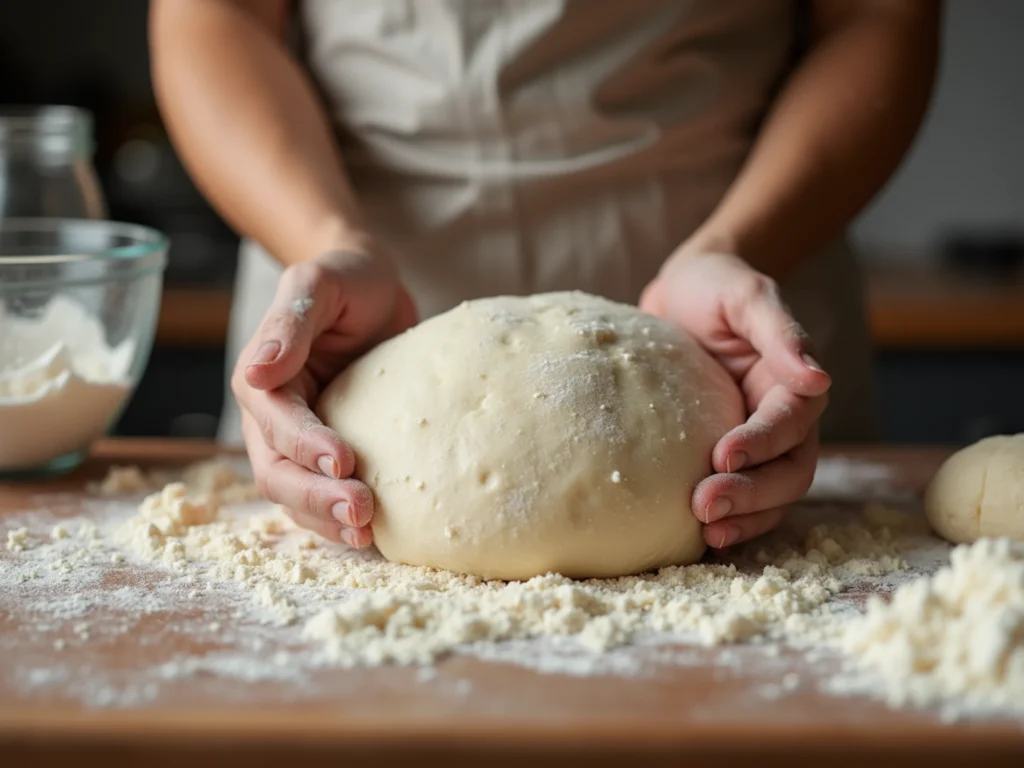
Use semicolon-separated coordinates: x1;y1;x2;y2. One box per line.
317;291;744;580
924;434;1024;544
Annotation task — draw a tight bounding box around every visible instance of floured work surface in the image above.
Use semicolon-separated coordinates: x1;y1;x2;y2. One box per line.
0;440;1022;765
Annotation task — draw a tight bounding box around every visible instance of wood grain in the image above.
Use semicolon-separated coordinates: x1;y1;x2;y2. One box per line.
1;440;1022;767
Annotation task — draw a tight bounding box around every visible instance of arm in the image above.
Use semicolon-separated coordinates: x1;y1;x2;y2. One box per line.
646;1;940;547
684;0;941;277
152;0;414;549
150;0;372;265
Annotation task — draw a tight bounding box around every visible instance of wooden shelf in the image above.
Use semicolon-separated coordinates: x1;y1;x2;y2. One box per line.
155;266;1024;351
865;265;1024;350
156;287;233;348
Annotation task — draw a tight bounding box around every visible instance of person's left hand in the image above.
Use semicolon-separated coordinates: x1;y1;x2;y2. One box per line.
640;250;831;550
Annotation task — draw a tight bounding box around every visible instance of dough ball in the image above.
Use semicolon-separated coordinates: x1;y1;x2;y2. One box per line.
924;434;1024;544
317;291;744;580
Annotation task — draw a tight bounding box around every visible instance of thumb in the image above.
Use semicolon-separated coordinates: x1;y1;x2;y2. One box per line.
638;277;665;316
244;266;332;390
731;282;831;398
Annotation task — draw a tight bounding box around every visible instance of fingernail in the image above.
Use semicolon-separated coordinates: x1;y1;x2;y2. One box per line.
332;501;354;526
250;341;282;367
704;497;733;523
354;507;372;527
340;527;368;550
714;524;742;549
801;353;824;373
317;455;340;478
727;451;748;473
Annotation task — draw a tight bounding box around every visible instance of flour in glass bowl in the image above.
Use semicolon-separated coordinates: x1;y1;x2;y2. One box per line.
0;295;134;471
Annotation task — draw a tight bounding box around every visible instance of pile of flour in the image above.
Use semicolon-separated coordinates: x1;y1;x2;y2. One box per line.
832;536;1024;722
0;296;134;470
2;457;1022;723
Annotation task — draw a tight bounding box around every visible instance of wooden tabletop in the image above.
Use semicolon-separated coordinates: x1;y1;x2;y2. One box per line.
1;440;1023;767
156;264;1024;351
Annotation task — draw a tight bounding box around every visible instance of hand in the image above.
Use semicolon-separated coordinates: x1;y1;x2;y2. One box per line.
640;250;830;550
232;249;417;548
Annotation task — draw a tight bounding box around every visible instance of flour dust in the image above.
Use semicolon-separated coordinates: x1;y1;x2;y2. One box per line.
1;456;1021;724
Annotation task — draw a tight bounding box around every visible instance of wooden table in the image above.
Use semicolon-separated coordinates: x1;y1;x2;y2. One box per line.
1;440;1022;767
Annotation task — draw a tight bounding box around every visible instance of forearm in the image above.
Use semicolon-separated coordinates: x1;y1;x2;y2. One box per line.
686;0;941;278
150;0;371;266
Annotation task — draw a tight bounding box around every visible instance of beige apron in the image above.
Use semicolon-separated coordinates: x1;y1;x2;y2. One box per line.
220;0;877;444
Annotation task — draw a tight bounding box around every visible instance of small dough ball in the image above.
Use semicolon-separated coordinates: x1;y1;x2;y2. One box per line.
924;434;1024;544
317;292;744;580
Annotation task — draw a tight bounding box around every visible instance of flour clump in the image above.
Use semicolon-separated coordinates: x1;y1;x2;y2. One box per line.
835;537;1024;721
317;291;744;580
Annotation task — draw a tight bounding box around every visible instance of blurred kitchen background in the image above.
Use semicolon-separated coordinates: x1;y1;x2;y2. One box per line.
1;0;1022;444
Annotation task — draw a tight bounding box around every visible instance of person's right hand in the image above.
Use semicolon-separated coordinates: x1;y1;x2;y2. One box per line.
231;249;417;549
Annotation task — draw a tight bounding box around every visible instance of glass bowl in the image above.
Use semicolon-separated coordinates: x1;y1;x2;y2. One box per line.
0;219;168;478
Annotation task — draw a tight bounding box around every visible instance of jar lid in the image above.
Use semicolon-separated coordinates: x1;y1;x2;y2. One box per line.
0;106;94;159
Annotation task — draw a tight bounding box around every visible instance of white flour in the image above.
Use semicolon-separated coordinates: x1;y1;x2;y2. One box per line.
0;296;134;470
0;457;1020;724
831;536;1024;722
805;457;904;500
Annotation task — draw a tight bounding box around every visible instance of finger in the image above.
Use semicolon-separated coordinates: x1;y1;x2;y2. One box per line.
278;505;373;548
243;416;344;543
262;456;374;527
249;253;413;391
727;277;830;398
238;387;356;479
244;262;336;390
276;504;345;544
734;358;783;411
704;507;787;550
693;431;819;522
340;524;374;549
257;452;374;528
638;278;665;317
387;286;420;339
711;385;828;474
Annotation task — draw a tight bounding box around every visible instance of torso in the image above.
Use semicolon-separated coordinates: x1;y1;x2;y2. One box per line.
298;0;796;316
222;0;877;444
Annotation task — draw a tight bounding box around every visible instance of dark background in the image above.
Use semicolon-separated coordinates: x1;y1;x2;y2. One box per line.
2;0;1023;444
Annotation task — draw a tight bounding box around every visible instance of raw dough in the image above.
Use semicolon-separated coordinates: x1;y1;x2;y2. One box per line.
317;291;744;580
924;433;1024;544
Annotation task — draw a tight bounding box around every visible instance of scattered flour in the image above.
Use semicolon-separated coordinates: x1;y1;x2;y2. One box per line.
806;457;902;500
110;470;918;666
832;537;1024;722
0;296;135;471
0;456;1021;724
89;465;152;496
6;526;33;552
89;458;260;504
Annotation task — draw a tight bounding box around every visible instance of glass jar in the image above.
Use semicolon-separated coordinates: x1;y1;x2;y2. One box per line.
0;106;106;220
